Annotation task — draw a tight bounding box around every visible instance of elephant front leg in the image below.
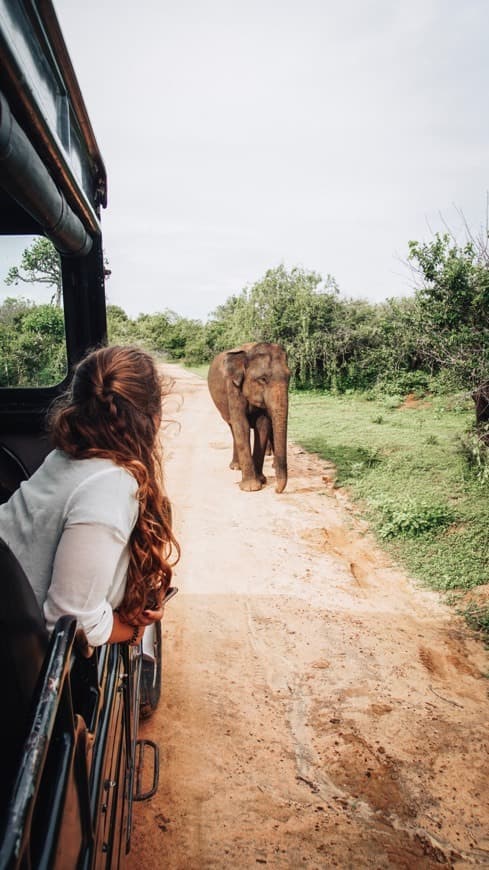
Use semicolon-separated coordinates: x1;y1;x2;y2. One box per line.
232;417;262;491
253;415;271;484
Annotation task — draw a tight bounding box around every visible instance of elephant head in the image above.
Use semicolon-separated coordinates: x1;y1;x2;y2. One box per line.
225;342;290;493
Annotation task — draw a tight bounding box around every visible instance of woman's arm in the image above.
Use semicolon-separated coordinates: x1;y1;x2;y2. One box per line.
44;523;146;646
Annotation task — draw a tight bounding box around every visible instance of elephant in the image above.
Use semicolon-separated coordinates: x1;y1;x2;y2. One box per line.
208;342;290;492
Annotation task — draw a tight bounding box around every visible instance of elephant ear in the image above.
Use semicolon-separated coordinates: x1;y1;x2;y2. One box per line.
225;350;247;388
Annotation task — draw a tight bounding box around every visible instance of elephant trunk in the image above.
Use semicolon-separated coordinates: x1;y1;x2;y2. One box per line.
270;403;288;493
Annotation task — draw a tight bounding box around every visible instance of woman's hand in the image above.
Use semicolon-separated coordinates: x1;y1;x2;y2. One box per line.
108;606;164;645
133;607;164;627
109;612;148;644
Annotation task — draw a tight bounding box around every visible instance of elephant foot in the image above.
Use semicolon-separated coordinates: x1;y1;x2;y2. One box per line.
229;461;241;470
239;477;263;492
258;473;267;484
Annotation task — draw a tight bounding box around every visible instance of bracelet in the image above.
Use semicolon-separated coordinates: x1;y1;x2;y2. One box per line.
127;624;140;645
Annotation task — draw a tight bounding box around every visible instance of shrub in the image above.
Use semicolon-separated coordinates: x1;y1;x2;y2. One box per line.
463;604;489;638
371;497;456;539
458;424;489;484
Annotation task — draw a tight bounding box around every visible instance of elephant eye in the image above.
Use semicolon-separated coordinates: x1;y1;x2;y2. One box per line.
256;376;268;385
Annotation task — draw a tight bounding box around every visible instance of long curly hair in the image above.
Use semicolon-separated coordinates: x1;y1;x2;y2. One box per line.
48;345;180;622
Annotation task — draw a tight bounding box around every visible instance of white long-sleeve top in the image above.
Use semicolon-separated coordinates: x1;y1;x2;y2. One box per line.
0;449;139;645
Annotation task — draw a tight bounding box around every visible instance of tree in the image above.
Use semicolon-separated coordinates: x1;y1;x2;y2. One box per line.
408;232;489;388
134;311;174;352
5;237;62;306
408;233;489;330
106;304;139;344
207;265;341;387
0;297;65;386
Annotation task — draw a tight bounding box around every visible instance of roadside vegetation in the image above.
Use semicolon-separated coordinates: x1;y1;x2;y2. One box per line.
2;219;488;634
288;391;488;621
0;295;65;386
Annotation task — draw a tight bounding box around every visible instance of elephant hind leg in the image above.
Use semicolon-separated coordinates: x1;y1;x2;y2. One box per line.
229;423;240;470
266;431;275;467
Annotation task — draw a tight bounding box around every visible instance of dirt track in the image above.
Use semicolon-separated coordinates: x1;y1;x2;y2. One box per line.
131;365;489;869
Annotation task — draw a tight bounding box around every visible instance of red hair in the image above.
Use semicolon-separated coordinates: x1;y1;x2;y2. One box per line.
48;345;179;621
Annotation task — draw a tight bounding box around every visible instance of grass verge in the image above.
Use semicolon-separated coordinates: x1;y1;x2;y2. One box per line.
289;390;489;613
184;364;209;379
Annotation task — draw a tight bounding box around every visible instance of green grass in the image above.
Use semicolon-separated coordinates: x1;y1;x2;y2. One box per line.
185;363;209;379
289;390;489;595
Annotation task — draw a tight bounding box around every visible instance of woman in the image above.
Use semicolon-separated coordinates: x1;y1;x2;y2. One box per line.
0;345;179;647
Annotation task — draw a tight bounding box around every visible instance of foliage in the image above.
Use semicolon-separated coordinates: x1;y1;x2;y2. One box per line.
463;604;489;638
107;222;489;403
5;237;62;307
288;390;488;592
106;305;136;344
207;265;366;389
0;297;66;386
204;268;369;390
4;211;489;416
458;423;489;484
134;311;176;352
408;233;489;329
200;246;488;397
408;233;489;388
372;497;455;539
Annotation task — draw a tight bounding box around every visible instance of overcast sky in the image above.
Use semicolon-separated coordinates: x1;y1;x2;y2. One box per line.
54;0;488;320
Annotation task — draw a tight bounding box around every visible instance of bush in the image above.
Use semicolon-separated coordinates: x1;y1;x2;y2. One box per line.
375;370;431;397
458;424;489;484
371;497;456;539
0;298;65;386
463;604;489;639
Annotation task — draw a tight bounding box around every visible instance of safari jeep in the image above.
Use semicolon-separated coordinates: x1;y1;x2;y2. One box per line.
0;1;169;865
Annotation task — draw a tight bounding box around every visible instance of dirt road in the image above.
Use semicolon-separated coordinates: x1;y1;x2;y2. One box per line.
131;365;489;869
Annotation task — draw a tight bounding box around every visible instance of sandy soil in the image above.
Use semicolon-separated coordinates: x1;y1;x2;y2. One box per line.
131;365;489;869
